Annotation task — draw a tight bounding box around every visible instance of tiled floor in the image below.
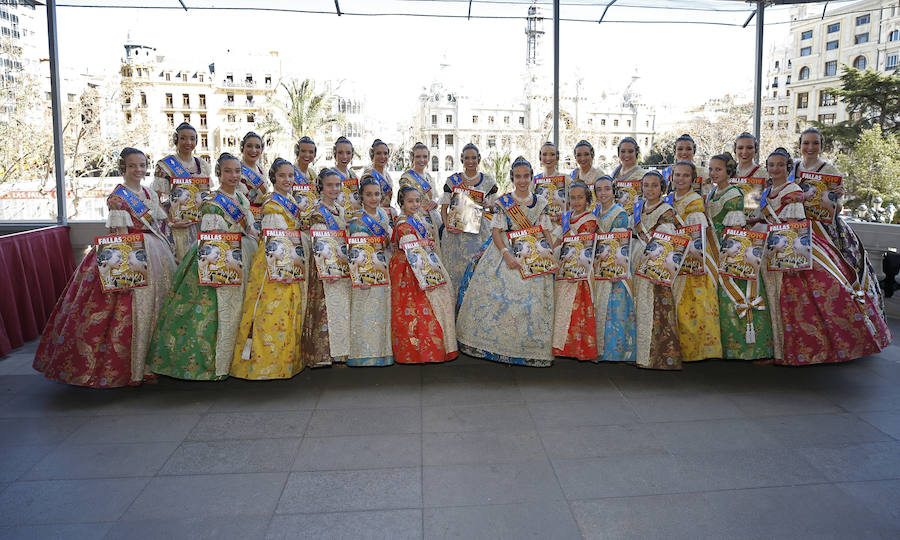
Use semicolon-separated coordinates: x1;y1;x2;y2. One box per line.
1;319;899;540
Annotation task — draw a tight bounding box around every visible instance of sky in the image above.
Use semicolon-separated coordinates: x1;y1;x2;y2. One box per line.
47;0;846;129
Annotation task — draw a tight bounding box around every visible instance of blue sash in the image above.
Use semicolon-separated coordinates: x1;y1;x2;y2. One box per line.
294;167;311;185
112;185;149;218
407;170;431;193
162;156;190;177
570;169;577;180
662;165;673;182
317;205;341;231
406;215;428;238
611;165;622;179
371;169;390;194
272;192;300;217
663;193;674;206
334;169;347;181
561;210;572;234
633;200;645;226
760;187;771;210
212;192;246;226
361;210;387;238
241;164;263;188
449;173;463;188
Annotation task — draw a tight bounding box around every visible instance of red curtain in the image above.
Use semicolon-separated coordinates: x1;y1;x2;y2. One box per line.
0;226;75;356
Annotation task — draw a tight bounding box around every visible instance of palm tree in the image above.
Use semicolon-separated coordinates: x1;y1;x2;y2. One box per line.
485;150;512;194
263;79;342;146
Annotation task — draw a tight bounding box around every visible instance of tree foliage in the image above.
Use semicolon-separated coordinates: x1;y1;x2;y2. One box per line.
834;125;900;207
813;66;900;150
265;79;342;146
484;150;512;194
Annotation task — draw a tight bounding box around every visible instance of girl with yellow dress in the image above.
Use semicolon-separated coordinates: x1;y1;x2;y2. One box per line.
664;134;710;197
230;158;305;379
669;161;722;362
631;171;681;370
346;176;395;367
301;169;352;367
237;131;269;234
153;122;212;261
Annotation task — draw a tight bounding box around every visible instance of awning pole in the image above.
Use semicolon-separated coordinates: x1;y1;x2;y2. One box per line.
46;0;66;225
553;0;560;147
753;0;765;139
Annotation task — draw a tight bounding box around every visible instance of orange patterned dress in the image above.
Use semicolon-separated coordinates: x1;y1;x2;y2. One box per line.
552;211;598;361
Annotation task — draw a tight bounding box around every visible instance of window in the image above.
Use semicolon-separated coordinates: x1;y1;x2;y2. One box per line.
165;93;173;107
431;156;439;172
140;92;146;106
645;120;649;127
773;89;778;98
226;73;233;83
855;33;869;44
786;75;791;85
431;114;437;126
826;40;839;50
487;136;496;148
246;95;254;105
627;119;632;127
773;76;779;87
245;74;253;84
182;93;190;107
166;112;174;126
820;91;837;106
825;61;838;76
818;113;836;125
888;54;899;70
827;22;840;33
444;156;454;171
775;60;780;70
778;120;789;129
800;46;812;56
199;94;206;108
472;115;478;124
890;30;899;42
613;119;619;127
165;72;170;81
588;118;593;125
473;135;481;145
431;134;439;148
856;14;869;25
265;75;272;85
125;111;132;124
183;113;191;124
445;114;453;124
247;113;255;123
504;116;510;124
797;92;809;108
853;56;867;70
227;113;236;122
226;93;234;104
124;94;131;106
801;30;813;40
799;66;810;80
445;134;454;146
765;107;775;115
200;134;208;148
765;121;774;129
488;115;495;124
199;113;207;127
778;105;789;114
600;119;606;126
519;116;525;125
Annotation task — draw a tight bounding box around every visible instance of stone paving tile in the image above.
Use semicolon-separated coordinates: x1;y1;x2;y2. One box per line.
423;459;564;507
22;441;179;480
276;468;422;514
305;407;422;437
0;445;56;482
752;413;895;448
800;441;900;482
267;509;422;540
422;403;535;433
835;479;900;529
160;438;302;475
726;389;844;417
422;431;545;466
539;424;665;460
207;384;321;412
293;434;421;472
553;454;687;500
424;500;581;540
316;383;421;410
673;447;827;492
624;392;747;423
527;397;640;429
122;473;287;521
0;416;88;446
0;523;113;540
642;417;784;454
64;414;201;445
187;411;312;441
0;477;148;525
104;516;270;540
421;380;523;407
858;410;900;439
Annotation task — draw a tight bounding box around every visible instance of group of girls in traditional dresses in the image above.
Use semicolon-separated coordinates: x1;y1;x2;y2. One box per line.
33;124;893;388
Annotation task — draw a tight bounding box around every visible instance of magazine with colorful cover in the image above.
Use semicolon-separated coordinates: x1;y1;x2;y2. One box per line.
262;229;305;283
310;229;350;279
249;205;263;235
534;175;567;218
730;176;766;222
94;233;149;292
507;225;558;279
675;223;705;276
400;238;447;290
348;235;389;287
593;231;631;281
635;231;690;287
557;232;595;281
291;183;319;229
197;232;243;286
766;220;813;272
718;228;766;280
446;186;485;234
798;171;842;222
169;177;209;223
339;177;362;220
615;180;643;217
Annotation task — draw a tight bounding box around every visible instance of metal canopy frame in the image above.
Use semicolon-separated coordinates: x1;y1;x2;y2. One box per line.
41;0;830;224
